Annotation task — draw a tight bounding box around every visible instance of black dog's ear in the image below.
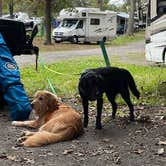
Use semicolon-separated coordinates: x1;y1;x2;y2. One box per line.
80;69;91;79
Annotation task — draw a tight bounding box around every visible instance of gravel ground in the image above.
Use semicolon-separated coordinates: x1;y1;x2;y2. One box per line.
0;103;165;166
14;41;146;68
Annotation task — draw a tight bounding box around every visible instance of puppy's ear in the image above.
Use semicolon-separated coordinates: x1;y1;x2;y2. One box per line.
46;92;59;111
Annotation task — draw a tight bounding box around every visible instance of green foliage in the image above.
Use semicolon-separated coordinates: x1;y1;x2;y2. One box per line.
20;56;166;106
2;0;124;17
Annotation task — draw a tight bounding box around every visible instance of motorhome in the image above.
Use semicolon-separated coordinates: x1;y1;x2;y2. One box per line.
52;8;117;43
145;0;166;63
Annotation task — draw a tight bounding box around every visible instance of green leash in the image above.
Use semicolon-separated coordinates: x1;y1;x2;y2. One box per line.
99;41;111;67
39;56;57;95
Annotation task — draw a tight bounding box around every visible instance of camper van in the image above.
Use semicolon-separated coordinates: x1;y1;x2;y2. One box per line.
52;8;117;43
145;0;166;63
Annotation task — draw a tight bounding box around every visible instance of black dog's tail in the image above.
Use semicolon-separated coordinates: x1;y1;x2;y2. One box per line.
127;72;140;99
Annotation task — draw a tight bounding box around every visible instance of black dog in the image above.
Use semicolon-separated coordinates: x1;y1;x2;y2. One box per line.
78;67;140;129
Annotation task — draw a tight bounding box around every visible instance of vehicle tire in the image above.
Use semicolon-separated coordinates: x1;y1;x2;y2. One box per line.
55;40;61;43
72;36;78;44
162;47;166;63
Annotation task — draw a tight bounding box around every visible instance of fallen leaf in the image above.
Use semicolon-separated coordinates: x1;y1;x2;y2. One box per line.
137;115;151;123
109;144;114;149
23;158;35;164
102;138;110;142
11;146;20;150
157;148;165;155
47;152;54;156
114;156;121;165
155;116;165;121
74;152;84;157
7;155;17;161
134;149;144;154
158;140;166;145
63;149;74;155
104;149;114;154
137;106;145;110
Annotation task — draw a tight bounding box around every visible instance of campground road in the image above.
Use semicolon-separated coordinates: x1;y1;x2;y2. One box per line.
14;40;146;67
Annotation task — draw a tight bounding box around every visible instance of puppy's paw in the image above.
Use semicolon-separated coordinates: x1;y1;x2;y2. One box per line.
12;121;18;126
17;135;28;143
12;121;23;126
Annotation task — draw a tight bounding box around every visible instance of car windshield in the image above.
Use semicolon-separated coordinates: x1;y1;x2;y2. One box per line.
61;19;78;28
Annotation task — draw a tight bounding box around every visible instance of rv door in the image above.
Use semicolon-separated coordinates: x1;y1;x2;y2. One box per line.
75;20;85;42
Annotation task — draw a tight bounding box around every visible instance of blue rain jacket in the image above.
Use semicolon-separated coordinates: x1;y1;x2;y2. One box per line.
0;33;32;120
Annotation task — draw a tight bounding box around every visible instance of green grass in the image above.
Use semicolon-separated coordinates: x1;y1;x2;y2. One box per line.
20;56;166;106
110;31;145;46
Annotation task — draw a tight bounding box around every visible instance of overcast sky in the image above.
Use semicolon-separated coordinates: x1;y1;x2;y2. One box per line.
109;0;125;6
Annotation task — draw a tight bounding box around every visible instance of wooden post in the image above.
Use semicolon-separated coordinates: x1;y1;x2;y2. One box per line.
99;41;110;67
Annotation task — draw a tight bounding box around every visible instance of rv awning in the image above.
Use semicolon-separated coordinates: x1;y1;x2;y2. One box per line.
117;12;129;19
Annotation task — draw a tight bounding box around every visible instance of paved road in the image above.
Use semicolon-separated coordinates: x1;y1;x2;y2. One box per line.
14;40;146;67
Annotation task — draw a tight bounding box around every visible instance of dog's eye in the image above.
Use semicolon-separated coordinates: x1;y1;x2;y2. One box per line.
39;97;43;100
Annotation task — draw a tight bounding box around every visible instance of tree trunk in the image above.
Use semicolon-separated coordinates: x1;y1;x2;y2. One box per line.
44;0;52;45
127;0;135;36
0;0;2;16
9;0;14;18
98;0;103;10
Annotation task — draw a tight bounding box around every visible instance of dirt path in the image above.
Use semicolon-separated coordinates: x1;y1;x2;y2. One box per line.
0;103;165;166
14;41;146;68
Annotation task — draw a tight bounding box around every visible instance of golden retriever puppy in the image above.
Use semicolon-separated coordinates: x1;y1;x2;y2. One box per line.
12;90;83;147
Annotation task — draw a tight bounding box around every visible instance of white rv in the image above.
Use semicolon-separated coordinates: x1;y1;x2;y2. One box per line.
52;8;117;43
145;0;166;63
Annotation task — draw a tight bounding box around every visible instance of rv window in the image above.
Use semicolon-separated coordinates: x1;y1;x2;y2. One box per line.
61;19;78;28
76;20;83;29
157;0;166;16
90;19;100;25
82;12;86;17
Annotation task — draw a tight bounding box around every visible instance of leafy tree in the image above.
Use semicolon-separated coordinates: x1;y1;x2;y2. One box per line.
72;0;89;7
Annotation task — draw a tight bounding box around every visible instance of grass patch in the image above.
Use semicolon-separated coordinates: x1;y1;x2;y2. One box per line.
110;31;145;46
20;56;166;106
